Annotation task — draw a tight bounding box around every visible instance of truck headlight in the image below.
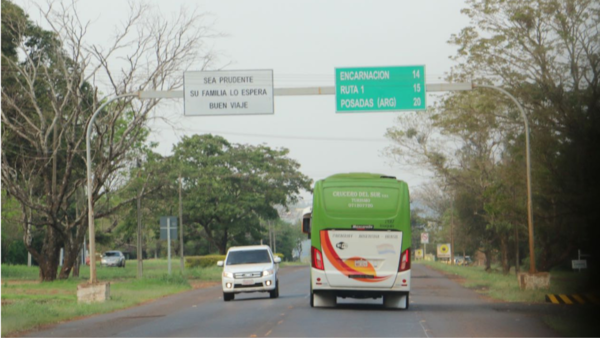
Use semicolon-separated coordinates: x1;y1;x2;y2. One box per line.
262;269;274;277
222;272;233;278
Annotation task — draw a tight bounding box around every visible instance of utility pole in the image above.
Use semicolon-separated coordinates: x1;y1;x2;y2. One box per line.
137;192;143;278
179;174;184;273
167;217;172;275
450;196;454;265
86;93;139;283
474;84;535;274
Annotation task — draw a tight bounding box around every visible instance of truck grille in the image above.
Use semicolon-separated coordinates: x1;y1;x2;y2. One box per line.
234;271;262;279
234;283;264;289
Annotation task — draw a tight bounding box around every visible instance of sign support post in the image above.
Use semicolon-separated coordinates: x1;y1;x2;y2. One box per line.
167;217;172;275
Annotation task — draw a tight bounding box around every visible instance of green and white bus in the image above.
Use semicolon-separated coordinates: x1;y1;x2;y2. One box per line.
302;173;411;309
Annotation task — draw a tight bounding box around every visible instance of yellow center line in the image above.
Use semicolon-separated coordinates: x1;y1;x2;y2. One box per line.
558;294;573;304
265;329;272;337
278;320;284;325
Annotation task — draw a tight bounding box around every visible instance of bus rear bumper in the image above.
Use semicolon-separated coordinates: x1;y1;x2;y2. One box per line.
311;268;411;295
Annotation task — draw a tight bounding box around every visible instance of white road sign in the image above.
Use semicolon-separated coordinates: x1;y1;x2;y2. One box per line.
421;232;429;244
184;70;274;116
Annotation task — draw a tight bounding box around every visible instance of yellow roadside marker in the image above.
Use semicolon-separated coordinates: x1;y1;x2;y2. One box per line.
558;294;573;304
547;294;560;304
572;294;586;304
586;294;600;304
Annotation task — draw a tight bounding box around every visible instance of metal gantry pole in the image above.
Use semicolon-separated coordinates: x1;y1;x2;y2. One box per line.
179;174;184;273
474;84;535;274
86;93;139;283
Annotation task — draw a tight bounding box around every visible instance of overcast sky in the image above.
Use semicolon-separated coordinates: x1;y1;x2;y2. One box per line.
20;0;471;202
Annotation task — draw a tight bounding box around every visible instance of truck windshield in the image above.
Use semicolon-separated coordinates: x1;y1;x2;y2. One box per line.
226;250;271;265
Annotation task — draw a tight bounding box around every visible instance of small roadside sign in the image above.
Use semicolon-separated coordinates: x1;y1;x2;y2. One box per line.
437;243;451;258
421;232;429;244
415;249;424;259
160;216;178;240
572;260;587;270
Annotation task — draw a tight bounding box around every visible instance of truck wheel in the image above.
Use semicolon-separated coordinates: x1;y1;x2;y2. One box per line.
269;281;279;299
223;292;234;301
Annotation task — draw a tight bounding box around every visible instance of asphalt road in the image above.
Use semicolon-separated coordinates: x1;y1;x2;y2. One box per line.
26;264;562;337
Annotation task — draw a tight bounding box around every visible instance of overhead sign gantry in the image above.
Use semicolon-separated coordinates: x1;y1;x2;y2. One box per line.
335;65;426;113
183;69;274;116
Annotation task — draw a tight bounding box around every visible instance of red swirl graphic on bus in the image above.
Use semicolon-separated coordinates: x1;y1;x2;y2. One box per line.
320;231;392;283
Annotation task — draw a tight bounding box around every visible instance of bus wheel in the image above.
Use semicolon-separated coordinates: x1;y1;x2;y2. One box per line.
310;291;314;307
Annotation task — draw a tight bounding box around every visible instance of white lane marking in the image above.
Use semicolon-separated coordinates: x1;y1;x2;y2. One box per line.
419;320;431;338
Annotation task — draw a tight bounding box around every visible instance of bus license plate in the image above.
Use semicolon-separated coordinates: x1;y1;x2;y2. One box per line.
355;260;368;267
242;279;254;285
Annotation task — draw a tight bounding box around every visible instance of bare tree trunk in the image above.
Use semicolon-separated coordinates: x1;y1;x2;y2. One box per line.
484;248;492;272
137;194;143;278
39;228;62;281
515;226;520;274
218;229;228;255
500;234;509;275
73;251;81;277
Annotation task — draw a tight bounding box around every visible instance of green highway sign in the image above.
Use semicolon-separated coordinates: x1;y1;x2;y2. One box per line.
335;65;426;112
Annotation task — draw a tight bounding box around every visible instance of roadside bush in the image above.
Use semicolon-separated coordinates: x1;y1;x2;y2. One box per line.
2;240;28;265
154;273;190;286
185;255;226;268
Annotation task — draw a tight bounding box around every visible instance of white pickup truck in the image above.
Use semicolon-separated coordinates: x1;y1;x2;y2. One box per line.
217;245;281;301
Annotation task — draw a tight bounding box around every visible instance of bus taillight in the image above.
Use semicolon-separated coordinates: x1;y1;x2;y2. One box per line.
312;246;324;270
399;248;411;272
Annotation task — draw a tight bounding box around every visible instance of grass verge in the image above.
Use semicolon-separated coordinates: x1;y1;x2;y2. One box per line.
416;260;593;303
1;259;221;336
417;261;598;337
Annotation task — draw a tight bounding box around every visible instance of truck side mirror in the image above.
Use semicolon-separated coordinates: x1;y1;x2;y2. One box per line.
217;261;224;267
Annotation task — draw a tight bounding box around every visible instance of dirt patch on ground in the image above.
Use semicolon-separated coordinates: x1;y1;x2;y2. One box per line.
4;280;40;285
189;281;219;289
11;288;73;296
444;273;468;284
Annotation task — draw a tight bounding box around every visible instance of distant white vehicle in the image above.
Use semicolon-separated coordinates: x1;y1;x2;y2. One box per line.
217;245;281;301
101;251;126;268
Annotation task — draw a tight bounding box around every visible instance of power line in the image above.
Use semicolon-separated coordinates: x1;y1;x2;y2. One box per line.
150;126;389;143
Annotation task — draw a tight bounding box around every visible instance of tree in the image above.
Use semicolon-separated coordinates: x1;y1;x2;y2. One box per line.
387;0;600;275
448;0;600;273
386;89;524;272
1;0;219;281
171;134;312;254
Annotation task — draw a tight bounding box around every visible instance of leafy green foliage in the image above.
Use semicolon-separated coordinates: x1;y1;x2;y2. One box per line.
170;134;312;254
387;0;600;277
